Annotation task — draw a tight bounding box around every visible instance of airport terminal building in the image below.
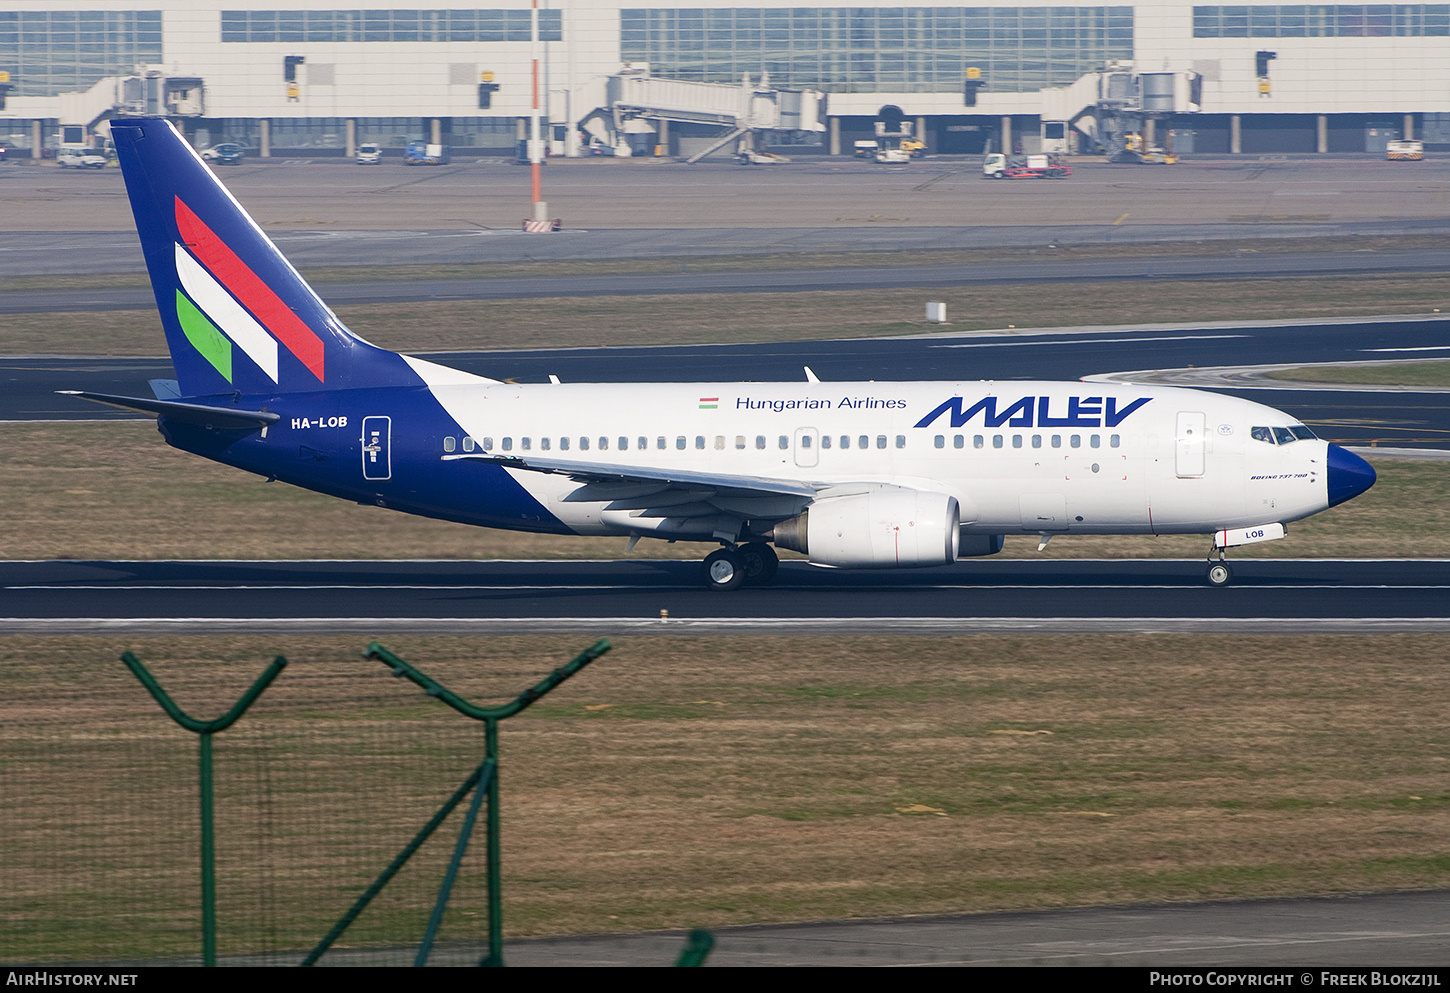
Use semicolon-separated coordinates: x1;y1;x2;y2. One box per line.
2;2;1448;157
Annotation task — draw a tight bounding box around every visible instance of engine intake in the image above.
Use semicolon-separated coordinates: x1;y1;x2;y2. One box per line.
773;488;960;568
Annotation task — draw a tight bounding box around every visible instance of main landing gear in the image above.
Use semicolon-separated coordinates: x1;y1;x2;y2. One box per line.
1206;547;1234;588
702;542;779;592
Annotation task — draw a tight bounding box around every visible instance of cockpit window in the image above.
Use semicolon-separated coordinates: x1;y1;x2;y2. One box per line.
1252;424;1317;445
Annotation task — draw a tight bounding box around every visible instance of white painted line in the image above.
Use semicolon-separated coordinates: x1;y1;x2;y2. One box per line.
1363;345;1450;352
935;334;1248;350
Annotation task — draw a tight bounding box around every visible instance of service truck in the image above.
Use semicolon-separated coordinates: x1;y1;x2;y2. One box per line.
982;152;1070;179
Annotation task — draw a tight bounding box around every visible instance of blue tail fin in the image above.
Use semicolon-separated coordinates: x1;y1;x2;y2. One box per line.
110;118;408;398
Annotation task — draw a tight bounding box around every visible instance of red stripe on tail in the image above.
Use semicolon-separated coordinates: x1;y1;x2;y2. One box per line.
175;197;325;382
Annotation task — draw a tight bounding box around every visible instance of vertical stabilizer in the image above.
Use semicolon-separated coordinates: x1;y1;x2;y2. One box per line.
110;118;411;398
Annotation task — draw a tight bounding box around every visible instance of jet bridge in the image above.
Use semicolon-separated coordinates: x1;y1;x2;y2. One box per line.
576;68;826;161
1041;63;1201;162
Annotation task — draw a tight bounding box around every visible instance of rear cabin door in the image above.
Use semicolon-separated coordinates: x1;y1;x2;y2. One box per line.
362;415;392;480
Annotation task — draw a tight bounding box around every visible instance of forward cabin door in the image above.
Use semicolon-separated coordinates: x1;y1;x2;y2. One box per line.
1175;411;1206;478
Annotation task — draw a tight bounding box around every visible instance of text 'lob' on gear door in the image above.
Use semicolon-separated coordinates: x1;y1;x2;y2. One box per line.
362;415;391;480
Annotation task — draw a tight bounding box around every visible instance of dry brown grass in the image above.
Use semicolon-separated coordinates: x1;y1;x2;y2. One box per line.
3;633;1449;962
0;421;1442;561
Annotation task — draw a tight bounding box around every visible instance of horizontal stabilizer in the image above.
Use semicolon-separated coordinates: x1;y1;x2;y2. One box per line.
58;391;281;428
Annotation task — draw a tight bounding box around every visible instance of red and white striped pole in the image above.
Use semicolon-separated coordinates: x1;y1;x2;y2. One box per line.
527;0;547;228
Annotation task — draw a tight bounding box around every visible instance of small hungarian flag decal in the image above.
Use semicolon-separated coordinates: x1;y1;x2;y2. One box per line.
699;397;719;409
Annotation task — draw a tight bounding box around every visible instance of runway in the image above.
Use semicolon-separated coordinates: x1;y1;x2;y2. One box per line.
4;558;1448;634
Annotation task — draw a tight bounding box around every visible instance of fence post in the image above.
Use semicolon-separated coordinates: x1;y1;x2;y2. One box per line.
120;651;287;967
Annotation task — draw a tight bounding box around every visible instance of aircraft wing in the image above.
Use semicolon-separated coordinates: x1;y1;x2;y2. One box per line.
443;452;819;521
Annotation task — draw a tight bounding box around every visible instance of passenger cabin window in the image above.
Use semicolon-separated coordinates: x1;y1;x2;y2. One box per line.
1031;434;1042;448
598;437;608;451
522;437;532;450
541;437;551;451
954;435;964;449
992;435;1003;449
560;437;570;451
736;435;746;450
756;435;767;450
973;435;984;449
859;435;868;449
1110;434;1120;448
714;435;725;450
822;435;832;449
1070;435;1081;448
895;435;906;449
696;436;706;450
676;436;686;450
780;436;790;450
482;437;494;450
876;435;887;449
1051;435;1062;448
501;437;512;451
934;435;945;449
657;436;666;450
462;436;475;453
840;435;850;449
1012;435;1022;449
443;437;456;453
580;437;590;451
801;434;812;448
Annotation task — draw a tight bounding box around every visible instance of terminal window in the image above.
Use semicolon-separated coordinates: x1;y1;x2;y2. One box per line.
620;6;1133;93
221;9;563;43
1193;5;1449;37
0;10;162;98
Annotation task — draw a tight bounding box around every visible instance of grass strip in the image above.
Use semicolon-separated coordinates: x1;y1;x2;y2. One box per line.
3;234;1448;294
1266;361;1450;388
3;632;1449;961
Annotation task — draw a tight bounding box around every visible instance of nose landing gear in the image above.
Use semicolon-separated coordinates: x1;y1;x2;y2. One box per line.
1206;546;1234;588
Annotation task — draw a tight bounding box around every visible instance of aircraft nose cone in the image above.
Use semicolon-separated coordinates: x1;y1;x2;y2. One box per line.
1326;444;1376;507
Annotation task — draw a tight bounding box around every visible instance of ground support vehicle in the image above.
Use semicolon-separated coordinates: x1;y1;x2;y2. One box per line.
982;152;1070;179
404;140;450;165
738;150;791;165
356;142;382;165
1387;139;1423;160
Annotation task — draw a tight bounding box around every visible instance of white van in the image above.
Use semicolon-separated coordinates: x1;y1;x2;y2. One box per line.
58;146;107;169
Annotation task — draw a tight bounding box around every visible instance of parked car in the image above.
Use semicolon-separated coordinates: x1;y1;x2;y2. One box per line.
201;143;244;165
57;146;108;168
356;142;382;165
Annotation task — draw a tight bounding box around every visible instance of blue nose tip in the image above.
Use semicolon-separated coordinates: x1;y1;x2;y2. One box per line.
1326;444;1376;507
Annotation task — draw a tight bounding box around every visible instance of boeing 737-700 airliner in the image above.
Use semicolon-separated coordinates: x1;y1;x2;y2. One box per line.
67;119;1377;590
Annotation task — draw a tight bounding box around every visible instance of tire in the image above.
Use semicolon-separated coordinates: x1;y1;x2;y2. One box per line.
1206;562;1233;588
702;548;746;591
738;542;779;587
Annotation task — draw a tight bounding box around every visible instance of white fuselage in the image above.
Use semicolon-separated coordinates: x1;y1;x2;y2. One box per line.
419;377;1331;541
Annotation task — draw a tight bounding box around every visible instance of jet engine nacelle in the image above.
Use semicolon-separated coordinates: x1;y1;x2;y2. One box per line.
773;488;960;568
